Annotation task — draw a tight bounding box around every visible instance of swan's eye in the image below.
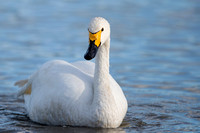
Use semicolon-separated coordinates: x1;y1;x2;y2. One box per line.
101;28;104;32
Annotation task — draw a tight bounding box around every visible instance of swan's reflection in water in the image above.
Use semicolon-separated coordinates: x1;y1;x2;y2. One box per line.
34;127;126;133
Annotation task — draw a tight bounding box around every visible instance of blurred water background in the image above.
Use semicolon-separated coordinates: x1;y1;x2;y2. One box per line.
0;0;200;132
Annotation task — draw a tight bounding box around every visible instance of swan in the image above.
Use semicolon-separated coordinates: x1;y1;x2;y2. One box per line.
15;17;128;128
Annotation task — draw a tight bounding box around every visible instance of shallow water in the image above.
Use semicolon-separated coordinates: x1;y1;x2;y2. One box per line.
0;0;200;132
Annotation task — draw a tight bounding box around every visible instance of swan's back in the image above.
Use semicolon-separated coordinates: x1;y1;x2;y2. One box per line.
72;61;95;76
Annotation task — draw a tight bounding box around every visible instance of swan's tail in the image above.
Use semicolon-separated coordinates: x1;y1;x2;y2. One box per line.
14;79;28;87
14;79;32;97
14;71;38;97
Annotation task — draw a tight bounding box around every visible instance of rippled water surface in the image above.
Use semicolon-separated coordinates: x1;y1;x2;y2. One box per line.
0;0;200;132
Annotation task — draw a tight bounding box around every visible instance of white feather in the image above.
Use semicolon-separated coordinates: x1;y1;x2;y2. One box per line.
15;17;128;128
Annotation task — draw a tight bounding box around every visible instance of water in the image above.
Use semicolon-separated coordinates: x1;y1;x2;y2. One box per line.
0;0;200;132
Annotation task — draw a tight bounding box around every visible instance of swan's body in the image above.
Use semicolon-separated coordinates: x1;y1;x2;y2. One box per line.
15;17;127;128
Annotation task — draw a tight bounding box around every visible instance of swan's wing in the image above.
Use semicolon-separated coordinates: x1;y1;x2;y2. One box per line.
15;60;94;98
71;61;95;76
14;60;94;125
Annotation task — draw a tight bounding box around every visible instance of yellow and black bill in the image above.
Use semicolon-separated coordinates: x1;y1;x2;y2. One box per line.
84;29;103;60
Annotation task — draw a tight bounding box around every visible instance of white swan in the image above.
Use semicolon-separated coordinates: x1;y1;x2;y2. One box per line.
15;17;128;128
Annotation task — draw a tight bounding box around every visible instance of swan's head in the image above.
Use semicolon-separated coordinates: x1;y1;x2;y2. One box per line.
84;17;110;60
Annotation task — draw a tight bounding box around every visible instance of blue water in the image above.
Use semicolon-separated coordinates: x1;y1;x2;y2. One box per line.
0;0;200;132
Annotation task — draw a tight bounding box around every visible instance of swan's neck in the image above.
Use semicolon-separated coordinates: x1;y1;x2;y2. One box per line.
95;38;110;82
93;38;113;106
88;38;126;127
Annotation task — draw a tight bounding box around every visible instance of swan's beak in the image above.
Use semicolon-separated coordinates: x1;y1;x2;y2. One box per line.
84;30;102;60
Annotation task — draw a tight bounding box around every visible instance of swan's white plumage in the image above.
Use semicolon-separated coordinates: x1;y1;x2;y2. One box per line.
15;17;128;128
